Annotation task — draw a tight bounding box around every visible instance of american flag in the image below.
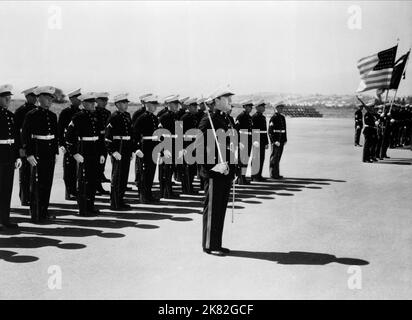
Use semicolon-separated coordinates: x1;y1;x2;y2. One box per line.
356;46;397;92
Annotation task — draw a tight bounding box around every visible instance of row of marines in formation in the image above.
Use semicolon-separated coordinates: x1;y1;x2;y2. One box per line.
354;101;412;162
0;84;287;254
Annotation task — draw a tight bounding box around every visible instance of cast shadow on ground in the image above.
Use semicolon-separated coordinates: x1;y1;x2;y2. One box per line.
226;250;369;266
376;158;412;165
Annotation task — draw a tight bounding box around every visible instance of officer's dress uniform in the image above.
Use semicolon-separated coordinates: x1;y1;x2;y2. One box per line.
65;109;106;215
235;110;253;184
0;107;19;227
268;112;287;178
198;109;236;252
22;107;58;222
133;110;160;203
14;101;36;205
57;104;80;199
96;106;111;186
362;110;377;162
157;106;168;119
354;109;363;146
180;110;199;194
158;109;179;198
251;111;269;180
105;111;134;209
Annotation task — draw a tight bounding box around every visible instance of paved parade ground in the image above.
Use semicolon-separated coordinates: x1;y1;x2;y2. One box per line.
1;117;411;300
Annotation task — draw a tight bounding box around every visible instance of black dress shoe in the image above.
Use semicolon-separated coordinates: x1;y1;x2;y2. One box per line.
101;177;110;183
96;188;109;195
219;247;230;254
65;194;77;201
271;175;284;179
21;201;30;206
3;222;19;229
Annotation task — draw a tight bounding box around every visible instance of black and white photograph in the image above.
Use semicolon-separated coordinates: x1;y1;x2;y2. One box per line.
0;0;411;304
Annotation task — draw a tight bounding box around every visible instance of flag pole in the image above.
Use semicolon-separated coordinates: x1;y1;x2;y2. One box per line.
389;48;410;114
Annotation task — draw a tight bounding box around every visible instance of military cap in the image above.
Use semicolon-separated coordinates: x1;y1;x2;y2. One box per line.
34;86;56;97
239;99;253;107
113;93;129;103
21;86;38;96
139;93;153;103
197;97;207;104
184;97;198;106
204;97;214;104
0;84;13;97
164;94;180;104
179;96;190;104
78;92;96;102
210;89;234;100
253;99;266;107
68;88;81;98
96;92;110;99
142;95;159;104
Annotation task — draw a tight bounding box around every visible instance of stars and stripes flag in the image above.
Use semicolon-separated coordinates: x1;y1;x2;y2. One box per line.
356;46;397;92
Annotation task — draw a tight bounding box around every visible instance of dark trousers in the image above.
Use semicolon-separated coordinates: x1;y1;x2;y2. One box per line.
99;154;108;180
237;141;252;183
30;158;55;221
355;127;362;145
19;158;31;205
202;176;232;250
110;154;131;208
363;133;376;161
375;133;383;158
381;129;391;158
269;143;284;178
76;155;98;215
251;145;266;178
140;153;157;201
63;152;77;197
159;163;174;198
180;163;196;194
0;162;15;225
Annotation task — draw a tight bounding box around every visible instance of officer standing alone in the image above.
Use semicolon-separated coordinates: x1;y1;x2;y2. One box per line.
251;100;269;182
268;104;287;179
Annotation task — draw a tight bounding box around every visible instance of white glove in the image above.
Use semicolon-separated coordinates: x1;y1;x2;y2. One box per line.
112;151;122;161
390;119;395;123
253;141;260;148
274;141;281;147
265;144;269;149
178;149;187;159
73;153;84;163
27;155;38;167
15;158;22;169
375;121;379;126
100;155;105;164
239;142;245;150
164;150;172;159
59;146;66;154
211;162;229;175
136;150;144;158
356;126;360;130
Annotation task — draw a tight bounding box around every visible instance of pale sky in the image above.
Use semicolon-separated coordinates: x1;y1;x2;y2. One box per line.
1;1;411;100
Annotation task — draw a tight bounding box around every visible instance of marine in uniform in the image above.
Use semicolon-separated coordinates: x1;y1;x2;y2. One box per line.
65;92;106;216
132;93;152;190
133;95;161;204
95;92;111;194
105;94;134;210
57;89;82;200
14;86;37;206
0;85;22;230
235;100;254;185
354;104;363;147
22;86;58;223
176;96;189;120
180;97;199;194
158;95;180;199
268;104;287;179
198;89;236;256
251;100;269;182
362;103;378;163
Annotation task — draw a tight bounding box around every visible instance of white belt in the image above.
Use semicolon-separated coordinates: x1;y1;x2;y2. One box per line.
183;134;197;139
239;131;252;135
113;136;131;140
79;136;99;141
0;139;14;144
273;130;286;133
32;134;55;140
255;130;267;133
142;136;160;141
162;134;178;138
364;125;375;128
